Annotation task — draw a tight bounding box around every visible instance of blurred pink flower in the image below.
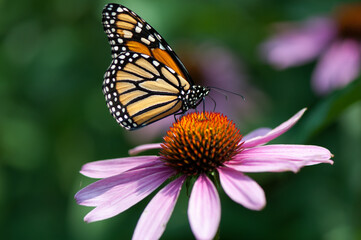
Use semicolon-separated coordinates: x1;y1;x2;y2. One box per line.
125;42;267;144
75;109;333;240
260;4;361;95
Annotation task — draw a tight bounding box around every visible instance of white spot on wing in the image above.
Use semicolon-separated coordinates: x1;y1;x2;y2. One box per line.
123;30;133;38
167;66;175;74
141;37;151;45
159;43;166;50
135;26;142;33
148;35;155;42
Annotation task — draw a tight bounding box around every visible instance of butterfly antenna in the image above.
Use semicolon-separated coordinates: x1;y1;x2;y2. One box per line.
210;88;228;101
209;86;245;101
208;95;217;111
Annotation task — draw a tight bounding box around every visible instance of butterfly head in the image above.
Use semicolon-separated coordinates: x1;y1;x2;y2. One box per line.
183;85;210;110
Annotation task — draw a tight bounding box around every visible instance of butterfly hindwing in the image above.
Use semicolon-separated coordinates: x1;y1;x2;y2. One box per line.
103;52;191;130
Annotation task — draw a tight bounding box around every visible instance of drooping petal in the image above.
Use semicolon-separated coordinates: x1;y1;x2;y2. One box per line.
128;143;162;155
227;144;333;173
242;128;272;142
80;156;161;178
312;39;361;95
132;176;186;240
242;108;306;148
75;165;175;222
218;167;266;210
260;17;336;69
188;174;221;240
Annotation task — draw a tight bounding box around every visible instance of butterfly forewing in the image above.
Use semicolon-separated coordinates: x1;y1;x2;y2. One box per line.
103;52;191;130
102;3;192;81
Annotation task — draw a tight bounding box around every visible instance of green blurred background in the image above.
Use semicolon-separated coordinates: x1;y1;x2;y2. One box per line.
1;0;360;239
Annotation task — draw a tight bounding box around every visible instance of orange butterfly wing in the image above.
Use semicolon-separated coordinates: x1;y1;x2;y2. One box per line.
101;4;209;130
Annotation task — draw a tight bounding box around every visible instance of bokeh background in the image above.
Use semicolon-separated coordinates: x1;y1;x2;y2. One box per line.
1;0;360;239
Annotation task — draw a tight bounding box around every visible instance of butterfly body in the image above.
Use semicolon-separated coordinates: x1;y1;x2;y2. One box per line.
102;3;209;130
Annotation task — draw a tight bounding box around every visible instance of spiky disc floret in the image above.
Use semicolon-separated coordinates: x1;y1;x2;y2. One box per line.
159;112;243;175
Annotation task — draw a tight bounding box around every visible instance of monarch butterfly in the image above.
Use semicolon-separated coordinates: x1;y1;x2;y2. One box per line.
102;3;210;130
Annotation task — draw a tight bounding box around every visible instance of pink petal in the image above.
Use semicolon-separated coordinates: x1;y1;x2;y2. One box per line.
227;144;333;173
312;39;361;95
226;157;300;173
242;128;272;142
132;176;186;240
80;156;161;178
188;174;220;240
76;163;169;206
218;167;266;210
242;108;306;148
75;165;175;222
260;17;336;69
128;143;162;155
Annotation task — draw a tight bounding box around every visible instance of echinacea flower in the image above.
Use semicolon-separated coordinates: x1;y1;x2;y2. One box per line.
75;109;333;240
260;3;361;95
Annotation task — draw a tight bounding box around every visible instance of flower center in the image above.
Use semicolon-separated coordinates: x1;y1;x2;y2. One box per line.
336;3;361;39
159;112;243;176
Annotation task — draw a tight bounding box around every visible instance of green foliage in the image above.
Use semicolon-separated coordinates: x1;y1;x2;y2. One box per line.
298;78;361;141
